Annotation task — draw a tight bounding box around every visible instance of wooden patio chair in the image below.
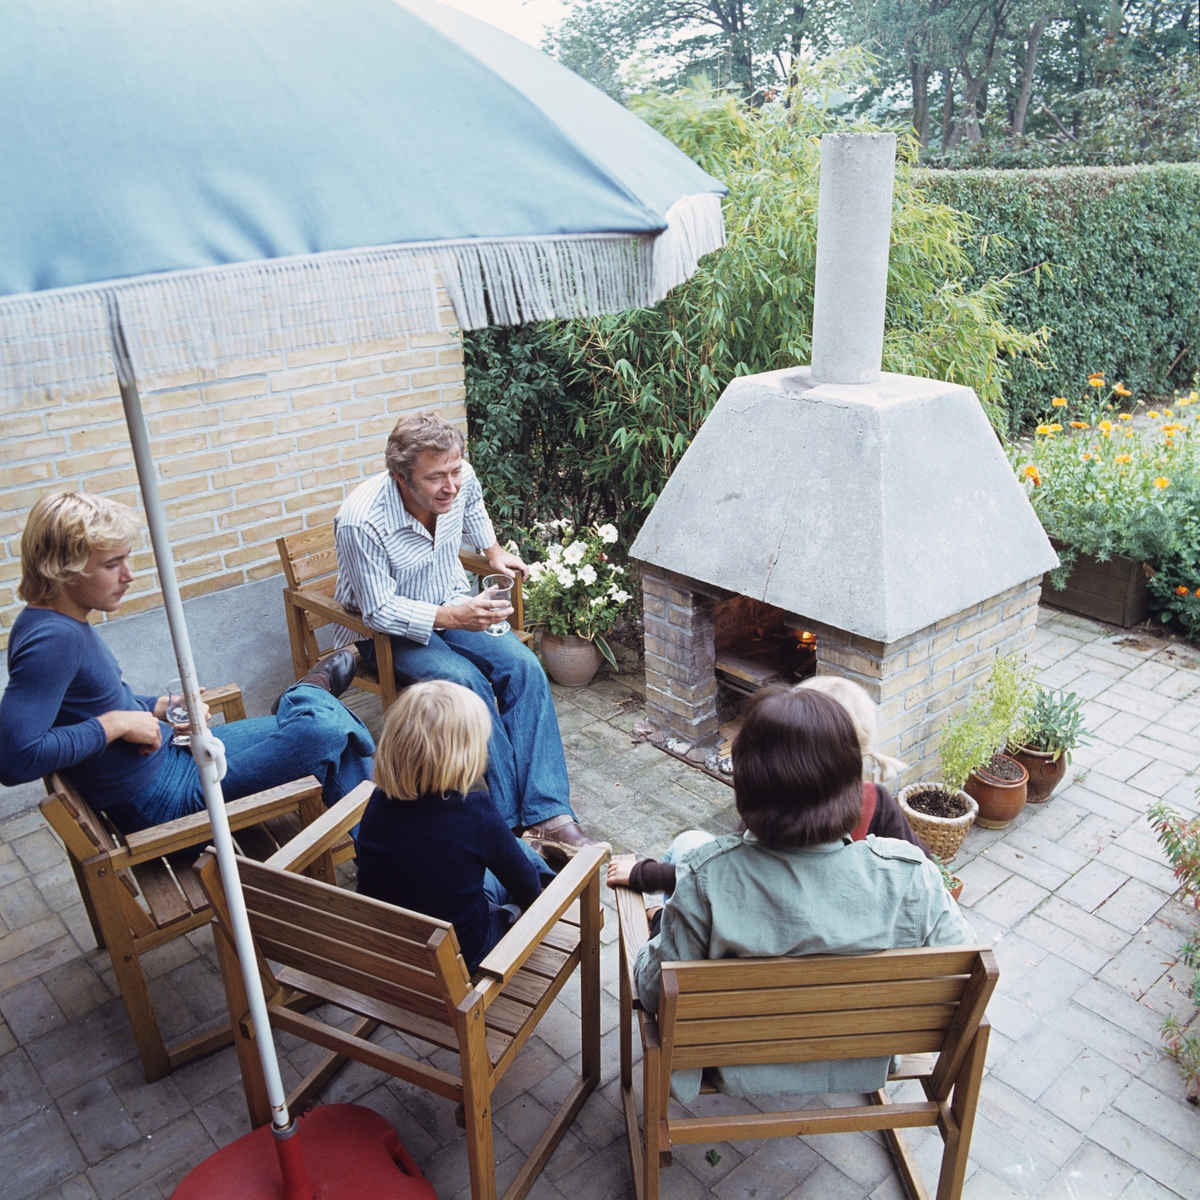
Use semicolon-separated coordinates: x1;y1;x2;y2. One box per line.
196;787;605;1200
39;683;352;1082
276;523;530;713
612;862;998;1200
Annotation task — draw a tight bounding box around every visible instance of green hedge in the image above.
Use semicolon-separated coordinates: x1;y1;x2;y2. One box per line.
919;164;1200;431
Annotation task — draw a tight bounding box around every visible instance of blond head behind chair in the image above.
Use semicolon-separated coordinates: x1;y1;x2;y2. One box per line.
19;491;141;607
795;676;908;783
375;680;492;801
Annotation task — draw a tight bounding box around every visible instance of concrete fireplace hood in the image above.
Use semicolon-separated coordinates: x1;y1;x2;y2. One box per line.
630;364;1058;645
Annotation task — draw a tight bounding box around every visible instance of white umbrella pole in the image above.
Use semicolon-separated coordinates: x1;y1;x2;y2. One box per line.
107;307;293;1136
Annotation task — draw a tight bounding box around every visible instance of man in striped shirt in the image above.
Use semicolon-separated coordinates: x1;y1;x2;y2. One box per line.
333;411;606;862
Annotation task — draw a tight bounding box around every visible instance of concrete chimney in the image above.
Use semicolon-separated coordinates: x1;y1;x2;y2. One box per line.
810;132;896;385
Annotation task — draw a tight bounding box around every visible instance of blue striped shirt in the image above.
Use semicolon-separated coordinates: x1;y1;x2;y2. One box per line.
332;466;497;647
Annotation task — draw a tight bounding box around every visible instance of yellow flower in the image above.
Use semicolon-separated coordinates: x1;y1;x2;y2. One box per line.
1178;586;1191;596
1070;421;1089;429
1115;454;1131;463
1125;429;1134;438
1081;452;1092;461
1153;476;1170;489
1180;396;1194;406
1195;587;1200;598
1088;372;1105;387
1022;465;1041;486
1118;413;1133;420
1048;423;1063;432
1098;419;1114;433
1164;409;1172;417
1051;397;1068;407
1148;410;1160;418
1036;424;1052;435
1114;383;1132;397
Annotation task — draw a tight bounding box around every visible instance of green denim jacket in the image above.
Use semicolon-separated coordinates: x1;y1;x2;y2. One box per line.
633;832;977;1102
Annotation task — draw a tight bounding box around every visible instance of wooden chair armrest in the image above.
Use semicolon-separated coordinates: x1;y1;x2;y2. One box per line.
265;780;374;873
203;683;245;724
286;589;380;642
106;777;324;868
613;868;651;1011
458;549;491;576
476;842;608;989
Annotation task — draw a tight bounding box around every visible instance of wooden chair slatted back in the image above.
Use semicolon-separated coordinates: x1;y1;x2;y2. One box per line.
660;947;994;1074
237;859;472;1019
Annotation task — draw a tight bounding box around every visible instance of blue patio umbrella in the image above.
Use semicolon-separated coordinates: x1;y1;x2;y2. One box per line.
0;0;725;1190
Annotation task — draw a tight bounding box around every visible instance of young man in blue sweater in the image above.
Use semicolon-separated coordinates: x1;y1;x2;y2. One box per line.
0;492;374;830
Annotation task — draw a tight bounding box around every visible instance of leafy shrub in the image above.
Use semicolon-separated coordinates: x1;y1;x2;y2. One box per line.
919;164;1200;431
465;61;1042;540
1009;378;1200;634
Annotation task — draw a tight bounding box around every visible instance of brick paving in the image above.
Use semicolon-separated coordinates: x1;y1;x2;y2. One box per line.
1;606;1197;1200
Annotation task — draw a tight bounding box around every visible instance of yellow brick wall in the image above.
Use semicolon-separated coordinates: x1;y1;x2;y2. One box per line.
0;319;466;649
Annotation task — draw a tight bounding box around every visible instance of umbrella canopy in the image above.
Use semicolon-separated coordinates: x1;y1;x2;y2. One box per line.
0;0;725;398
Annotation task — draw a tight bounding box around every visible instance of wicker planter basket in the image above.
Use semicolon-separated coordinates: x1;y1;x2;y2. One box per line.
898;783;978;861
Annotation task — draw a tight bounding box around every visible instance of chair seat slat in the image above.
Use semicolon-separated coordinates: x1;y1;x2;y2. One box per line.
234;824;281;862
131;861;191;928
176;866;210;914
673;1004;960;1046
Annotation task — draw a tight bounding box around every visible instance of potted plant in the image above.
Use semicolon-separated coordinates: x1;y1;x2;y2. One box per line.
1010;686;1092;803
524;520;633;687
898;708;982;862
962;653;1034;829
935;857;965;903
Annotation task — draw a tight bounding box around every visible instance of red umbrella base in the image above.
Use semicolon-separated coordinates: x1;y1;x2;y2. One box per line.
171;1104;439;1200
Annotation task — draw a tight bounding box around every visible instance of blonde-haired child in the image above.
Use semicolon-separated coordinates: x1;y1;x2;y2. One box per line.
356;680;551;971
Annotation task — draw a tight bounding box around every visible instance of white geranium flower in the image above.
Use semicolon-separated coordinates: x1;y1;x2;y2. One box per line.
527;561;547;581
554;568;575;588
577;563;598;585
590;596;607;608
562;541;586;565
612;565;625;575
547;543;563;563
597;523;618;544
608;587;631;604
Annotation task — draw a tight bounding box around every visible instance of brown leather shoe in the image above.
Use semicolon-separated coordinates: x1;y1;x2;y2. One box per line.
523;815;611;864
271;647;359;713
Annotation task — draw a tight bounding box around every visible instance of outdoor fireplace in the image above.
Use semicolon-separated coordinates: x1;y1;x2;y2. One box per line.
632;133;1057;785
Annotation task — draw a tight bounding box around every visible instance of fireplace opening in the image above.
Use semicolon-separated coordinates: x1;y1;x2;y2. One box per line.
713;595;817;725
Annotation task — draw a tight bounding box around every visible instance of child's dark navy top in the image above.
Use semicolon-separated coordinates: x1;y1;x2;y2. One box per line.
355;786;542;971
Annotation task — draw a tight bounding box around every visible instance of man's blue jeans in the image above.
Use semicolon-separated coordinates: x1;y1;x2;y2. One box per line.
113;685;376;830
358;628;574;831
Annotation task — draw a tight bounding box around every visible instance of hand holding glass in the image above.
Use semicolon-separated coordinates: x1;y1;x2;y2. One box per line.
481;574;514;637
165;678;191;747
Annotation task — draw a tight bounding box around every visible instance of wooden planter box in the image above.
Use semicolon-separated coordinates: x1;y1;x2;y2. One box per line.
1043;541;1150;627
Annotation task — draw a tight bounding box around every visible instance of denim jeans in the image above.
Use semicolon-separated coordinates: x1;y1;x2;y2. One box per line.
358;628;574;830
112;684;375;832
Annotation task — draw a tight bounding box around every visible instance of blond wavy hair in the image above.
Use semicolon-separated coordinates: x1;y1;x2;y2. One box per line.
374;680;492;801
19;492;141;606
795;675;908;783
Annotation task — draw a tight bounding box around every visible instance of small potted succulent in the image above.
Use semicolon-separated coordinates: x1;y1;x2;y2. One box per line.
524;520;634;687
1010;686;1091;803
962;653;1035;829
936;857;965;902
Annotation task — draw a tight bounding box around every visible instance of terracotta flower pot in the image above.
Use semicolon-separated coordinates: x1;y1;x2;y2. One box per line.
965;754;1029;829
1011;745;1069;804
949;879;965;902
540;631;602;688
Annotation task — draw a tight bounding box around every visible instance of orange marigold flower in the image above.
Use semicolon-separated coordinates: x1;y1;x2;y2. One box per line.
1178;586;1191;596
1114;383;1132;397
1081;452;1091;461
1022;465;1041;485
1115;454;1131;463
1118;413;1133;420
1070;421;1089;429
1153;476;1170;489
1051;396;1068;407
1088;373;1105;387
1195;588;1200;598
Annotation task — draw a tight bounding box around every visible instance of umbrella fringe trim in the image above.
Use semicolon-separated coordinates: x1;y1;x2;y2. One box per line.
0;193;724;398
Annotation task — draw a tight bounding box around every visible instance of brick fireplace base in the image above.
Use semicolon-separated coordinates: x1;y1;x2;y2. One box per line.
641;564;1043;786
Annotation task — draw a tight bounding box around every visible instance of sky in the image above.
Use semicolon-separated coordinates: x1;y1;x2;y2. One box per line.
435;0;570;47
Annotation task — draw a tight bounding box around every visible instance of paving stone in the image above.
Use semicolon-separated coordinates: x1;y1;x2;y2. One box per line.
0;1047;54;1130
991;1021;1086;1101
1103;681;1177;722
106;1060;192;1138
999;952;1090;1019
85;1113;215;1200
1037;1049;1133;1132
0;977;68;1044
712;1132;823;1200
1113;1077;1200;1157
987;931;1050;986
1038;1138;1137;1200
961;1111;1061;1197
1071;978;1171;1046
0;1106;86;1200
0;879;55;936
1117;1171;1190;1200
1088;1110;1197;1197
1089;712;1153;748
191;1079;251;1149
982;843;1070;892
972;875;1050;928
58;1077;142;1165
1037;896;1128;956
1099;931;1181;999
1091;747;1156;785
956;858;1012;908
0;931;78;995
1057;860;1131;913
13;830;69;876
972;1076;1082;1169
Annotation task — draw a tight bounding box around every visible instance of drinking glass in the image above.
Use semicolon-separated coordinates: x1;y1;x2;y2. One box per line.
165;678;191;747
481;574;514;637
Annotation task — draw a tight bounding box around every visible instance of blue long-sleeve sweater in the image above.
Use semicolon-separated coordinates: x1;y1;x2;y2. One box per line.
0;606;168;806
355;787;541;972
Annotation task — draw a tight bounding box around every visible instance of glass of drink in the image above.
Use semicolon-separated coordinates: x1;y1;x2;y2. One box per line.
481;574;514;637
165;678;191;747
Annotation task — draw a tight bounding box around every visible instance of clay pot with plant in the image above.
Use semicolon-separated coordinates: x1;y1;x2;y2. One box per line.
898;708;982;862
1010;686;1092;803
961;653;1035;829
